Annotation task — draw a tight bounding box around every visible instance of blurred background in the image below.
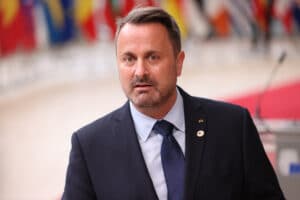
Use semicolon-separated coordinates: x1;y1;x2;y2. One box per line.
1;0;300;199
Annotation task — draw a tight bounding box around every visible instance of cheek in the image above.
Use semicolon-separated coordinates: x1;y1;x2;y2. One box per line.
161;63;178;80
118;68;132;86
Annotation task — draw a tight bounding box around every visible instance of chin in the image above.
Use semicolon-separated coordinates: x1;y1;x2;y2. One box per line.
133;100;153;108
131;97;159;108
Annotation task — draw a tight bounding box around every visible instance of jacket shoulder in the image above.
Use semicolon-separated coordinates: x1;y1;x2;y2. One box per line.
186;92;248;117
74;102;129;141
178;86;247;115
198;97;246;113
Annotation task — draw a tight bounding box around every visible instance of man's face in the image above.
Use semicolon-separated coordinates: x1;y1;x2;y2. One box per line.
116;22;184;116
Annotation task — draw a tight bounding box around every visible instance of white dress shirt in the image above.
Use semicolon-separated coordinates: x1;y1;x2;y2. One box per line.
129;90;185;200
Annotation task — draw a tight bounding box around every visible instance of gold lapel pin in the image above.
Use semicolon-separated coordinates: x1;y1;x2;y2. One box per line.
198;118;205;123
196;130;205;137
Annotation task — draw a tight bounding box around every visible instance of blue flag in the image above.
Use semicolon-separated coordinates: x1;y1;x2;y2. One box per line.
41;0;76;44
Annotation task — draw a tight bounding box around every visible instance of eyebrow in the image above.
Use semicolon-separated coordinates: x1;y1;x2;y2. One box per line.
119;50;160;58
145;51;159;57
120;52;136;58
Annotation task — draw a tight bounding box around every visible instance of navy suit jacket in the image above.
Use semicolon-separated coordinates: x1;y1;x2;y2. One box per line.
62;88;285;200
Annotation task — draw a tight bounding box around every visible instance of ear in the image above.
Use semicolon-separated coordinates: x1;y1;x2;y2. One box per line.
176;51;185;76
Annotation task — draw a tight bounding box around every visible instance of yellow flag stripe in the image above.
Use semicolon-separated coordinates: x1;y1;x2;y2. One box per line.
45;0;64;28
0;0;20;27
74;0;93;24
162;0;187;38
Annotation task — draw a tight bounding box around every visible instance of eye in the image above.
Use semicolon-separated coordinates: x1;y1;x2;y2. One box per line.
121;55;136;66
148;54;160;63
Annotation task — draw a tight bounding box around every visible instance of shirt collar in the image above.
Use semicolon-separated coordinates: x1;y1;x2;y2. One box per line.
130;89;185;142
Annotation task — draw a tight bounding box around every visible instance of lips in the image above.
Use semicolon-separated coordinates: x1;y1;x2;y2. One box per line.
134;84;153;91
135;83;152;88
131;76;155;90
132;82;154;92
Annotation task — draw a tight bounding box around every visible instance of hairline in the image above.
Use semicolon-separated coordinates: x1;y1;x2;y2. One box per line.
114;7;182;56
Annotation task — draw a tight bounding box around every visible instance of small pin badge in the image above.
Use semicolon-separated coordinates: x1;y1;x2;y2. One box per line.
196;130;205;137
198;119;205;123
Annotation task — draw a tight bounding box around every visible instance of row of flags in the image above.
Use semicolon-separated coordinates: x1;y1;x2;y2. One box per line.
196;0;300;39
0;0;157;57
251;0;300;36
0;0;37;56
1;0;300;57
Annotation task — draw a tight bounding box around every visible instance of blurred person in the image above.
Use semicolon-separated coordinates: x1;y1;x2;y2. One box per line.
62;6;285;200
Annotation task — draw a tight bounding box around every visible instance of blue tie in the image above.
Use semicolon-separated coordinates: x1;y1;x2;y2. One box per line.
153;120;185;200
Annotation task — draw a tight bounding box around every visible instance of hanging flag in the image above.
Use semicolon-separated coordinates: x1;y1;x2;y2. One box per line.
42;0;76;44
226;0;253;37
279;3;293;34
103;0;117;39
252;0;275;32
121;0;135;17
74;0;97;41
120;0;157;17
161;0;188;38
0;0;37;56
211;4;230;37
0;5;2;53
20;0;37;51
252;0;266;32
0;0;22;56
146;0;156;6
282;8;293;34
101;0;156;40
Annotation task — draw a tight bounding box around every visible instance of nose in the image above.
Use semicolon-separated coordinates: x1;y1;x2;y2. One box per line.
134;59;148;77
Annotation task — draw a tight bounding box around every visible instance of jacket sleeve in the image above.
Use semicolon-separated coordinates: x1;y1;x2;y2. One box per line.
62;132;97;200
242;109;285;200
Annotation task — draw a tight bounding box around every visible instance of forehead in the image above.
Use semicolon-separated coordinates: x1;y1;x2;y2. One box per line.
116;23;172;51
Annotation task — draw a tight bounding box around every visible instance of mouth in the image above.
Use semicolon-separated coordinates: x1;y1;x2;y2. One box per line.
135;83;152;87
131;76;154;91
133;83;153;91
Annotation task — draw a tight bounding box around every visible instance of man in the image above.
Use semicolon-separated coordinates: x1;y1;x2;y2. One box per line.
62;7;285;200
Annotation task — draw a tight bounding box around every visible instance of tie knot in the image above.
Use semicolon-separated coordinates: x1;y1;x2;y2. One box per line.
153;120;174;137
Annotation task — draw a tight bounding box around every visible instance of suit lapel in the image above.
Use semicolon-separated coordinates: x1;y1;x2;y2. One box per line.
179;89;207;200
114;102;159;200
